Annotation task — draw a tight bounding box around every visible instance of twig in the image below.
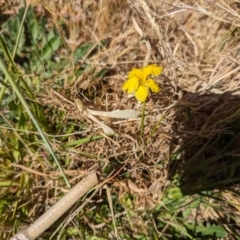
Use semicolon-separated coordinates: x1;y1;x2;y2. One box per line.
10;172;98;240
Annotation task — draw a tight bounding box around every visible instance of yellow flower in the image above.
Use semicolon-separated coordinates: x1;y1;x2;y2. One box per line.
122;64;162;102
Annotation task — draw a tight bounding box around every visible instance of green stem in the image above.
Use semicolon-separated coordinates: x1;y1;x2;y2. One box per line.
140;102;146;138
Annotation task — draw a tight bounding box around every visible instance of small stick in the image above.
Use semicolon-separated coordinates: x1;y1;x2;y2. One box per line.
10;172;98;240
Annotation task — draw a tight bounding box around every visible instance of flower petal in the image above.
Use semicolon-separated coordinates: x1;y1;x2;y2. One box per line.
145;79;160;92
135;85;149;102
129;68;144;80
122;76;140;94
143;64;163;78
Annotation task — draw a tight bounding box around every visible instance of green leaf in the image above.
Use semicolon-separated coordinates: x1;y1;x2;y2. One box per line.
13;17;20;34
166;187;183;200
47;30;56;41
41;36;61;60
182;197;201;219
0;197;8;215
96;68;108;78
74;43;94;61
38;17;47;40
66;227;78;236
30;19;39;43
89;237;107;240
185;222;227;238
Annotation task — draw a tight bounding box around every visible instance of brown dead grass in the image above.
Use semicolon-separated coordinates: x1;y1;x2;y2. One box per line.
4;0;240;237
35;0;240;216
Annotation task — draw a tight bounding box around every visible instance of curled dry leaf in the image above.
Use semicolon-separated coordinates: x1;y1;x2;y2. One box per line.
88;109;141;119
75;99;115;135
75;99;141;135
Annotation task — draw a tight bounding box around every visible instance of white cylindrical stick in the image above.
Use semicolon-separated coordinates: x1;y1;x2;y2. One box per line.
10;172;98;240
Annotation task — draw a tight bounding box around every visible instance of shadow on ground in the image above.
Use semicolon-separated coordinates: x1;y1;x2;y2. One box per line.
169;91;240;195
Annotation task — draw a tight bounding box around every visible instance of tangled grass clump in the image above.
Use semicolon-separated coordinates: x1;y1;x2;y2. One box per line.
1;0;240;239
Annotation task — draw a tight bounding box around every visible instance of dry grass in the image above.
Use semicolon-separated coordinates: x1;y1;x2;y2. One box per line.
2;0;240;239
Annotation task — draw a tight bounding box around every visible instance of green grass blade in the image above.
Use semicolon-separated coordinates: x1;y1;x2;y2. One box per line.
0;35;18;72
65;135;103;147
0;59;70;188
0;85;6;105
12;2;29;59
